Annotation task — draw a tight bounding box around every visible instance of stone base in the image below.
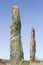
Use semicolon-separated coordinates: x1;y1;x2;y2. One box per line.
0;59;43;65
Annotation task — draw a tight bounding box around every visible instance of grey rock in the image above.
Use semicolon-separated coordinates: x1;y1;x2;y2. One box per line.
30;27;36;61
10;6;24;65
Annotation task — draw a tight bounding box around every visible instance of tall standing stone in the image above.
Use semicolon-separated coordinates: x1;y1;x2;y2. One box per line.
30;27;36;61
10;6;24;65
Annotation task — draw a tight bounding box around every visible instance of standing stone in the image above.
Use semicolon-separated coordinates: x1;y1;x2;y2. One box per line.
30;27;36;61
10;6;24;65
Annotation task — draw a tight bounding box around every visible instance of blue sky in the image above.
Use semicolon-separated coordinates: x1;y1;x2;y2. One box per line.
0;0;43;60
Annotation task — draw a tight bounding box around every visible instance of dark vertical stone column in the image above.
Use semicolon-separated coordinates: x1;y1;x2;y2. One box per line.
30;27;36;61
10;6;24;65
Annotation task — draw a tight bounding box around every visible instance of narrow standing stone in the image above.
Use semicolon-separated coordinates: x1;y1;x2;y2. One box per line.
30;27;36;61
10;6;24;65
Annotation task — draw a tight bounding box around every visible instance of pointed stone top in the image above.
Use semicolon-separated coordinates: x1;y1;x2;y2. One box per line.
31;27;35;37
12;6;19;11
12;6;20;16
32;27;35;32
12;6;18;8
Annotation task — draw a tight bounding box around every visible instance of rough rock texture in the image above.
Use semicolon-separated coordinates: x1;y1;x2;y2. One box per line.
30;27;36;61
0;6;43;65
10;6;24;65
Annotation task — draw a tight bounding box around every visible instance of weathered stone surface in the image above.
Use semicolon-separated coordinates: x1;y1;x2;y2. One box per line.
30;27;36;61
0;5;43;65
10;6;24;65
